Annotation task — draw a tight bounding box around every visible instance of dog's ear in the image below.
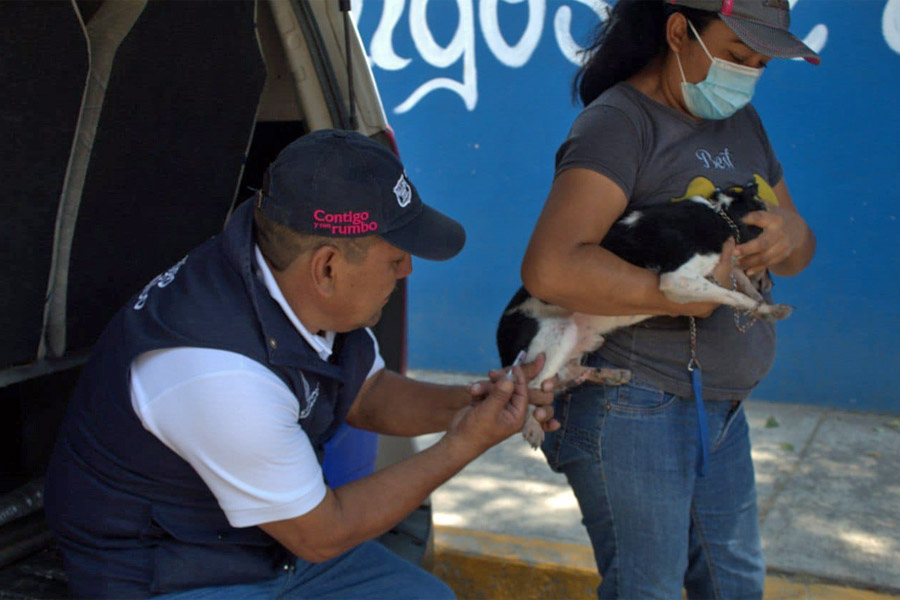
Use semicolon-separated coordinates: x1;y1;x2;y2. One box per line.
733;185;767;212
734;183;766;210
743;179;760;197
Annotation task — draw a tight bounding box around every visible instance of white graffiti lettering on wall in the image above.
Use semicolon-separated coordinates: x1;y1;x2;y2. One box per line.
351;0;606;112
885;0;900;53
351;0;898;113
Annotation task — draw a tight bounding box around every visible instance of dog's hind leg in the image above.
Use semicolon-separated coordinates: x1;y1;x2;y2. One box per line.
562;364;634;386
520;317;579;449
587;367;633;386
525;317;579;388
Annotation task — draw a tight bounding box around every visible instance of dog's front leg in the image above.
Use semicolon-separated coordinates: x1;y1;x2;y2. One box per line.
730;268;764;303
659;270;793;320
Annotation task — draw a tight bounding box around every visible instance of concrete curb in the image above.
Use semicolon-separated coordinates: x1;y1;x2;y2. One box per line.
431;526;900;600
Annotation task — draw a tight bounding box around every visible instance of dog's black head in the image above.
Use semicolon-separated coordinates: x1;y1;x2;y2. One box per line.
712;182;768;241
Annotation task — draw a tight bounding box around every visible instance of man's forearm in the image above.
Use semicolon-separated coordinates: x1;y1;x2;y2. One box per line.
260;430;480;562
328;433;478;554
347;370;471;436
261;375;529;563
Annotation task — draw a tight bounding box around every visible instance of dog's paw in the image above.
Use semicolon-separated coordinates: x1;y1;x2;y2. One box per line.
758;303;794;321
521;418;545;450
557;364;592;388
594;367;632;386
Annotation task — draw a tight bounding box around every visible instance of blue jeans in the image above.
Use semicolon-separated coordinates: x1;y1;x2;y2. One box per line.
155;540;455;599
541;367;764;599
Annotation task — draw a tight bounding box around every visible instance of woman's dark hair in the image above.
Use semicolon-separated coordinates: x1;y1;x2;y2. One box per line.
575;0;718;106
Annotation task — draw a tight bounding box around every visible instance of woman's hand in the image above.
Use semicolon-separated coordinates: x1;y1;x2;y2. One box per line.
735;206;809;277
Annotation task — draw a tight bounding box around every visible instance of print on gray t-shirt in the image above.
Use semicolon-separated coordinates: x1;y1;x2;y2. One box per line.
556;83;783;401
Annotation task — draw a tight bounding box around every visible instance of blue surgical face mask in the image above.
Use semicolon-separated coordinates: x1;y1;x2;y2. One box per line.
676;20;763;120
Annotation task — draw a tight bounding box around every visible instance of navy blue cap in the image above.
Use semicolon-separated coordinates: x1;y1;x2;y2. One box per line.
259;129;466;261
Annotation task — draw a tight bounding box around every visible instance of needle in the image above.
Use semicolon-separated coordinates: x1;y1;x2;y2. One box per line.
505;350;527;381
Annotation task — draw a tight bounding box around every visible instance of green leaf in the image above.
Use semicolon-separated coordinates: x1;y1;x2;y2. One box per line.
780;443;794;451
765;416;780;428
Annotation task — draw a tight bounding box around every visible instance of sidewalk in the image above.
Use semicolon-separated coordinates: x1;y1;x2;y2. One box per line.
407;369;900;598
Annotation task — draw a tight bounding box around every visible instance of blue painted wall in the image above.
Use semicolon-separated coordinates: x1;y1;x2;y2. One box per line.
353;0;900;414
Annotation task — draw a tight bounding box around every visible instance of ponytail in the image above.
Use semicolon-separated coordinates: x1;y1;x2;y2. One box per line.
574;0;717;106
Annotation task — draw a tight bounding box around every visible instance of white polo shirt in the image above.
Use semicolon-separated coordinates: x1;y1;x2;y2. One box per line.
129;246;384;528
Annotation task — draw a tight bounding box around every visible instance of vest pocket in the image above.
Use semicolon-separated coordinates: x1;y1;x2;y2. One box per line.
148;505;274;546
146;506;287;593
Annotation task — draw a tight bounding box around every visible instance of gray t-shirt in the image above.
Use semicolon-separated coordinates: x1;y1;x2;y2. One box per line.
556;82;784;401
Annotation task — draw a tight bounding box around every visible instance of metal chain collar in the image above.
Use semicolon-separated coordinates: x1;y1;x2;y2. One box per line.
713;204;742;241
688;316;701;372
690;193;765;372
709;196;759;334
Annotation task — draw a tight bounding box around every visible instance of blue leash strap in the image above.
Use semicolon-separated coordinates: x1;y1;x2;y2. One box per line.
687;316;709;477
690;366;710;477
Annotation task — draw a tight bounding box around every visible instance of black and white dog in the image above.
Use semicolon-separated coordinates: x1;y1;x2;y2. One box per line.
496;184;793;447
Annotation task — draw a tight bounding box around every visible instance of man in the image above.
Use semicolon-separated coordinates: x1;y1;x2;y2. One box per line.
44;130;556;598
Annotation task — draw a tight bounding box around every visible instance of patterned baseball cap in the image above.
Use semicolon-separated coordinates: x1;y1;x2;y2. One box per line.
259;129;465;261
669;0;820;64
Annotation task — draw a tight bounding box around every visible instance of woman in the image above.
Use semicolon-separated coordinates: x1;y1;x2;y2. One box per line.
522;0;818;597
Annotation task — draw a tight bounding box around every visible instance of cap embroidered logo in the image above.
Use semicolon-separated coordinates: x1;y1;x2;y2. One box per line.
394;173;412;208
312;209;379;236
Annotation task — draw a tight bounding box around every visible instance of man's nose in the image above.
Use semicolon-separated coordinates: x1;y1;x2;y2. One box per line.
398;254;413;279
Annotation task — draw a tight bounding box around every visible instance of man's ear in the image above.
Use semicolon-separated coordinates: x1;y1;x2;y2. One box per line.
309;245;340;297
666;12;689;55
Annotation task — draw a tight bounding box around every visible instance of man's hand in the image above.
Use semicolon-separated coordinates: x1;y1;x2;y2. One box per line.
446;366;530;455
467;354;559;433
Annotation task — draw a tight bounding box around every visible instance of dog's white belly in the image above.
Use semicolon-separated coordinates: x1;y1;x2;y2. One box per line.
524;313;649;388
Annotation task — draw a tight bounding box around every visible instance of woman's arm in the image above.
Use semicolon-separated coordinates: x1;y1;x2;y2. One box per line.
521;168;730;317
735;178;815;277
